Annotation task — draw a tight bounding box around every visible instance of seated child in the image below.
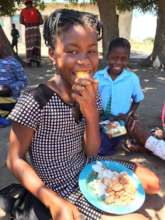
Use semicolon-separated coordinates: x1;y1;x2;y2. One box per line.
0;85;16;127
0;47;28;126
94;37;144;156
5;9;159;220
127;114;165;160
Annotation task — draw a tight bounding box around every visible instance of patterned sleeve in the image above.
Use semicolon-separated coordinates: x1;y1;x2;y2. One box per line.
8;89;40;130
96;94;103;112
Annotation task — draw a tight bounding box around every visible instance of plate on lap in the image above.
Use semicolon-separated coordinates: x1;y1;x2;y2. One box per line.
79;160;145;215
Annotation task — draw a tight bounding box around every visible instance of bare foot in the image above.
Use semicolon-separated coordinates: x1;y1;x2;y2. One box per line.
152;128;165;139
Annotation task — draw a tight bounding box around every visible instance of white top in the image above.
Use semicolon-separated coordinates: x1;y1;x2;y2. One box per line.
145;136;165;160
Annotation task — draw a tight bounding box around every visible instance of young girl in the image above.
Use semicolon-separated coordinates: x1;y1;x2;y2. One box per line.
7;9;158;220
94;38;144;155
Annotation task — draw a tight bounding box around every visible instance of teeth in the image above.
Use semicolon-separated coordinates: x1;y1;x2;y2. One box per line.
76;71;90;79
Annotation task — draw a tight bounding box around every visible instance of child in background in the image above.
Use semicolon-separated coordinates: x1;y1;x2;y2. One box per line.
0;41;27;127
11;24;20;54
127;114;165;160
6;9;158;220
95;37;144;156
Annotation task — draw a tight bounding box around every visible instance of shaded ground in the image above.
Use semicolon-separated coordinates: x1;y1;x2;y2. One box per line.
0;55;165;220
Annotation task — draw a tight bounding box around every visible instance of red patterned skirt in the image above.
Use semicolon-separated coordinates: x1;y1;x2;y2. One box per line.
25;26;41;63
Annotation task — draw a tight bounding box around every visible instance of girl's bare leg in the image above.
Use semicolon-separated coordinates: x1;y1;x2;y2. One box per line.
135;163;160;194
101;213;148;220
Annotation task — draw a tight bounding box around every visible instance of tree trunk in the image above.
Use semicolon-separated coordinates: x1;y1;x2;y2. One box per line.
97;0;119;59
0;25;13;57
151;0;165;65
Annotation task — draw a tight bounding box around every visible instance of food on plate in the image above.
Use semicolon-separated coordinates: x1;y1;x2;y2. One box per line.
88;161;136;204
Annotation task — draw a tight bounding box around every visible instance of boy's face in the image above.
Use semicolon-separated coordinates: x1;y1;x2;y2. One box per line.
107;47;129;75
49;24;99;88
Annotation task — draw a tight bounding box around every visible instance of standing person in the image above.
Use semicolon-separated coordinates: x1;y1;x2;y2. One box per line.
94;37;144;156
20;0;43;67
6;9;158;220
11;23;20;54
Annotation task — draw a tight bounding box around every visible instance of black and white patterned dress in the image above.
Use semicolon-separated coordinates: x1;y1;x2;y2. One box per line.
8;84;136;220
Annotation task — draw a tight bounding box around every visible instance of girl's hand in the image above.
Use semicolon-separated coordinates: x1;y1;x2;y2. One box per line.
49;197;81;220
72;78;98;120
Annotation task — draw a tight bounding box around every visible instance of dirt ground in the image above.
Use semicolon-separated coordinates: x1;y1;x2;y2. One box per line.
0;55;165;220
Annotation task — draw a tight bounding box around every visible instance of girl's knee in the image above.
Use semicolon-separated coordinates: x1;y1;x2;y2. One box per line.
101;213;149;220
135;164;160;194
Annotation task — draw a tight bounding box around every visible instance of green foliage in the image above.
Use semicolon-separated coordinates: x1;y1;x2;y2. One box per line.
0;0;19;16
0;0;158;16
117;0;158;13
62;0;157;13
62;0;96;4
0;0;45;16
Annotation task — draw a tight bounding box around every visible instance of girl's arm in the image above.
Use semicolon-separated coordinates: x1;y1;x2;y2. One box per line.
72;78;100;156
7;123;80;220
84;105;100;156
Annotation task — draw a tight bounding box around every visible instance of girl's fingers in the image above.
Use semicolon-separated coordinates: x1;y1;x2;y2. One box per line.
71;93;84;104
74;78;97;90
93;80;98;93
75;77;94;84
72;84;86;95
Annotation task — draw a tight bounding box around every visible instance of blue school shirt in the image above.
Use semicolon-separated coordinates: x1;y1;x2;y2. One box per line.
94;67;144;116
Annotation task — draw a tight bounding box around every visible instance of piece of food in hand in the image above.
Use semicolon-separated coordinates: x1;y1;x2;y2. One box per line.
76;71;90;79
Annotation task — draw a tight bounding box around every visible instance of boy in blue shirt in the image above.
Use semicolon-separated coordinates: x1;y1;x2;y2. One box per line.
95;37;144;155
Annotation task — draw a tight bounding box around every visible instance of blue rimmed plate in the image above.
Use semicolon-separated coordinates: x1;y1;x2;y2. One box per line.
79;160;145;215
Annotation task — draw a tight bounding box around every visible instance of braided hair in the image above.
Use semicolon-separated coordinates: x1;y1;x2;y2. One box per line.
108;37;131;55
43;9;103;49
